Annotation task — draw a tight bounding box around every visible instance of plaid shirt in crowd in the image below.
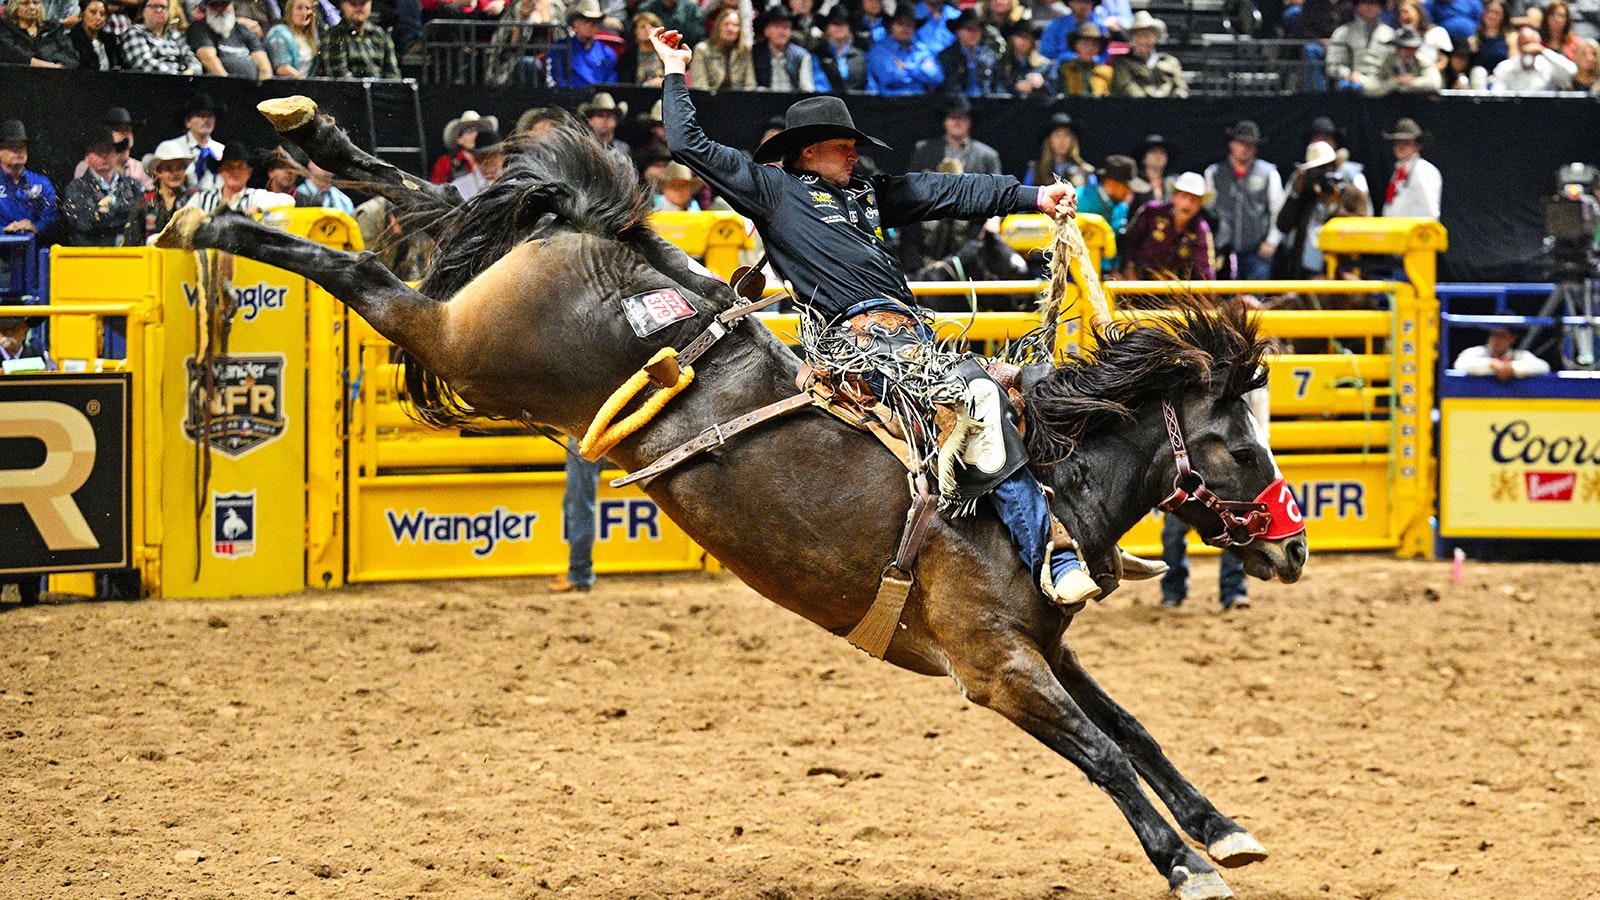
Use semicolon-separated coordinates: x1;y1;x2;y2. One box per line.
121;24;202;74
319;20;400;79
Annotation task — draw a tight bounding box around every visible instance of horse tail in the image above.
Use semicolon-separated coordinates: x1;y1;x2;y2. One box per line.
399;353;478;430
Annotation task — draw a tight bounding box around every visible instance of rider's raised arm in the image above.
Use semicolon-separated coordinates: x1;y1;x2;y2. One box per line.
661;73;780;222
873;172;1042;230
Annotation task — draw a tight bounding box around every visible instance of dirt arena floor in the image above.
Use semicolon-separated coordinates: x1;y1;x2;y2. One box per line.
3;552;1598;900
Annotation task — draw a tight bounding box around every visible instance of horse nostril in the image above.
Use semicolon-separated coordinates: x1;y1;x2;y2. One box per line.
1288;540;1308;568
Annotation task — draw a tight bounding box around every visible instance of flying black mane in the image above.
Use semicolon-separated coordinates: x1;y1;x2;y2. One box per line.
402;124;656;427
418;124;654;299
1023;298;1270;464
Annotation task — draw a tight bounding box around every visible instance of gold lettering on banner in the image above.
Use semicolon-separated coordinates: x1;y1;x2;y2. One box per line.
1490;471;1518;502
0;400;100;550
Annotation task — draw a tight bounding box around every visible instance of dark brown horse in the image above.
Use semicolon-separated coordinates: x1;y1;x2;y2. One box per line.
157;97;1307;900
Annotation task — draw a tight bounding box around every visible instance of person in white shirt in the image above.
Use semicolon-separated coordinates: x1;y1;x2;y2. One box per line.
183;143;295;215
1379;118;1443;219
1492;25;1577;90
1452;326;1552;379
151;93;225;191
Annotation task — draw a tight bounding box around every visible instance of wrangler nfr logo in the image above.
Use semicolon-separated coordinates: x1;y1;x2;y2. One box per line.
0;375;132;574
183;354;288;457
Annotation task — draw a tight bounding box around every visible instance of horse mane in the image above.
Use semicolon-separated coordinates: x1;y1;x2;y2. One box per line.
401;123;656;429
1022;297;1270;465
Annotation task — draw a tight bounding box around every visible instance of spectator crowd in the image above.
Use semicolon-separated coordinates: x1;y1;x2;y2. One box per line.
0;0;1596;94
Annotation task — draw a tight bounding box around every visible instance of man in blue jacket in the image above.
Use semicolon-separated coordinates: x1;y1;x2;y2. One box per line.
644;25;1169;606
866;7;943;95
0;120;57;243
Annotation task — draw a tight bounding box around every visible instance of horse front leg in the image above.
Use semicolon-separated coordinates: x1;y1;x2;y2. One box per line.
156;208;446;366
949;640;1235;900
1048;635;1267;869
256;96;462;216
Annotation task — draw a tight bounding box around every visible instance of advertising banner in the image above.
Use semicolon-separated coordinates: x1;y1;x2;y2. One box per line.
0;374;132;574
1440;398;1600;537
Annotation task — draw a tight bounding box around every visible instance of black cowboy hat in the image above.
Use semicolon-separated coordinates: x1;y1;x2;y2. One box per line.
1002;18;1042;39
1308;115;1343;144
1226;119;1262;144
823;6;850;25
211;141;253;170
1382;117;1428;142
946;7;982;32
469;128;506;156
1098;154;1150;192
1141;132;1171;153
1041;111;1075;140
753;6;793;33
179;91;225;124
753;95;890;164
103;107;136;128
0;120;28;145
0;301;45;329
84;125;131;154
886;5;918;25
941;93;974;118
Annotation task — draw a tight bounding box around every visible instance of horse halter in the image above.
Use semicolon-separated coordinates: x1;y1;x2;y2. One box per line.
1155;398;1301;549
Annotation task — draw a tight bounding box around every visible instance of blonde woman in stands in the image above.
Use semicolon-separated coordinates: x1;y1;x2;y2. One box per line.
0;0;79;66
263;0;321;76
688;6;754;90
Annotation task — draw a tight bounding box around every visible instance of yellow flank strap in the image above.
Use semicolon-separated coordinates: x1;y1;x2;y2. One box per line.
578;348;695;461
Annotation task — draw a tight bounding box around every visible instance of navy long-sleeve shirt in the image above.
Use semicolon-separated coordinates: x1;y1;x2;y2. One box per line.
663;72;1040;318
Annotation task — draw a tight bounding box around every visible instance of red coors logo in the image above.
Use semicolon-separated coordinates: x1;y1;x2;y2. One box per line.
1524;471;1576;501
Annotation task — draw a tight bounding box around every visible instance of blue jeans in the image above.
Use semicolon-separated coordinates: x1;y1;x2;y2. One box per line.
561;442;605;586
1160;513;1246;605
1233;249;1274;282
987;467;1079;586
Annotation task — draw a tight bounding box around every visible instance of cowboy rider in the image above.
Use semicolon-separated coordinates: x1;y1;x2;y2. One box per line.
649;27;1162;606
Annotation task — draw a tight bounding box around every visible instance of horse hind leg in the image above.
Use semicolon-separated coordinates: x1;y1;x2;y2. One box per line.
156;207;444;362
948;640;1235;899
257;96;461;216
1049;637;1267;869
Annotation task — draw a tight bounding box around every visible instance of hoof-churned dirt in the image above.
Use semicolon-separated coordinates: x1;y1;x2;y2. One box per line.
3;553;1598;899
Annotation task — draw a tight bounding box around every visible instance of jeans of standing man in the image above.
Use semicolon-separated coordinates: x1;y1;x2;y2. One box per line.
562;443;605;588
1233;248;1275;282
1160;513;1247;606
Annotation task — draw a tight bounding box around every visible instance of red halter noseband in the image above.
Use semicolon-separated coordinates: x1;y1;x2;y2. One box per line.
1155;399;1304;549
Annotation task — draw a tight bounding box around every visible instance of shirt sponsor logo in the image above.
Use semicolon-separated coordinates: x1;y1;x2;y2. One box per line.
212;490;256;559
385;506;540;557
621;288;697;337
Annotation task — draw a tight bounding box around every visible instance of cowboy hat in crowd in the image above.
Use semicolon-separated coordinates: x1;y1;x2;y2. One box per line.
1126;10;1166;38
443;110;498;149
1098;154;1150;193
1226;119;1263;144
1383;117;1428;142
566;0;603;22
578;92;627;119
1172;170;1210;199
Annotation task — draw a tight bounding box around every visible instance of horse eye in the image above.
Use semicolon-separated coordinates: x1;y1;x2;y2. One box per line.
1230;447;1257;467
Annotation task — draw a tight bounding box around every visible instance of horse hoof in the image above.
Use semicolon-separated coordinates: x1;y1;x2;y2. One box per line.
258;96;319;132
1171;866;1233;900
1208;831;1268;868
153;206;210;251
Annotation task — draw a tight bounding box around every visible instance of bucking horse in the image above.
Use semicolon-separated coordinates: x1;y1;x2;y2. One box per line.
157;97;1308;900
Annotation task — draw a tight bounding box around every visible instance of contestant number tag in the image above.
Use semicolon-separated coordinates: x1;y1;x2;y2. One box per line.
623;289;697;337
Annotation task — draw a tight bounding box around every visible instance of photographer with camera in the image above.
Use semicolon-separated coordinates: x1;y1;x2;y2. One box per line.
1525;161;1600;370
1272;140;1372;279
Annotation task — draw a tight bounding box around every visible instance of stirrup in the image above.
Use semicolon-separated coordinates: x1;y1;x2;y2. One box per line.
1040;540;1102;608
